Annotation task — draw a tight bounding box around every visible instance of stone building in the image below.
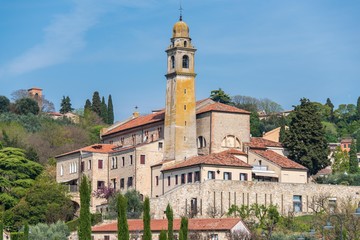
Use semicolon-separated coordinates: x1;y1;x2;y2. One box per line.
56;17;308;212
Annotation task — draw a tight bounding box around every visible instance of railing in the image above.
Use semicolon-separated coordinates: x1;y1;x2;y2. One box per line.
252;165;268;171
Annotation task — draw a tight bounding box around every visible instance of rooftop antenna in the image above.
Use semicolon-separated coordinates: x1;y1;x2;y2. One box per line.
179;0;183;21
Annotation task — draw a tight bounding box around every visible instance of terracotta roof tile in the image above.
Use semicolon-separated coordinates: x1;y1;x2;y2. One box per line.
251;149;307;170
55;144;116;158
163;150;251;171
248;137;282;149
92;218;243;232
197;102;250;115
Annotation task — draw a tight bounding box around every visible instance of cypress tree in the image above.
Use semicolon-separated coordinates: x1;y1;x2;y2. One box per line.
349;141;359;174
166;204;173;240
60;96;74;114
357;96;360;120
23;223;29;240
159;230;167;240
101;96;108;123
0;221;3;240
283;98;329;175
179;217;188;240
91;91;102;116
117;194;129;240
356;133;360;153
107;95;114;124
143;197;152;240
78;175;91;240
84;99;92;111
279;124;286;143
325;98;335;122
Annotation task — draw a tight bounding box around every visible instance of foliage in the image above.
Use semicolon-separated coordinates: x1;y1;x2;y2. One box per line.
232;95;283;114
332;146;349;174
316;173;360;186
142;197;151;240
250;112;262;137
106;190;143;219
84;99;91;112
100;96;108;124
0;221;3;240
65;218;79;232
159;230;167;240
91;91;102;116
117;194;129;240
92;186;115;200
0;147;43;210
107;95;114;124
279;124;286;143
349;142;359;173
59;96;74;114
322;121;338;143
357;96;360;120
14;98;39;115
283;98;329;175
179;217;188;240
24;223;29;240
29;221;70;240
166;204;174;240
10;232;24;240
78;175;91;240
325;97;334;121
210;88;232;104
0;96;10;113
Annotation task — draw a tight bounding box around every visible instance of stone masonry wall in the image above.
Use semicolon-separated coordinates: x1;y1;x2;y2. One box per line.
150;180;360;219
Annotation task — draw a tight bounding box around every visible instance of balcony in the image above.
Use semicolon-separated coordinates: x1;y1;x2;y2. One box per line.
252;165;268;171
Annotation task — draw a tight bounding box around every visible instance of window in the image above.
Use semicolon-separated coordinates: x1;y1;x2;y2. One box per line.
293;195;302;212
209;234;219;240
81;161;84;172
184;41;187;47
88;160;91;170
184;105;187;110
111;157;117;169
188;172;193;183
60;165;63;176
130;155;133;165
175;175;178;185
328;198;337;213
197;136;206;149
194;171;200;182
120;178;124;189
181;174;186;184
158;127;162;138
171;56;175;68
98;160;103;169
156;176;159;186
120;137;124;145
140;155;146;164
208;171;215;180
158;142;163;150
182;55;189;68
97;181;105;190
112;178;116;190
184;88;187;94
224;172;232;180
127;177;133;188
122;157;125;167
104;236;110;240
168;176;171;186
240;173;248;181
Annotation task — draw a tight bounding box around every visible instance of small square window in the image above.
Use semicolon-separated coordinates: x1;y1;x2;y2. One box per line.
181;174;186;184
140;155;145;164
188;172;193;183
98;160;103;169
293;195;302;212
208;171;215;180
224;172;232;180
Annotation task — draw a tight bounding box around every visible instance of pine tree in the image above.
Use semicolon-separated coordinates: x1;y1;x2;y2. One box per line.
107;95;114;124
60;96;73;114
357;96;360;120
84;99;92;111
91;91;102;116
283;98;329;175
143;197;152;240
78;175;91;240
101;96;108;123
179;217;188;240
279;124;286;143
210;88;232;105
325;98;334;121
117;194;129;240
349;141;359;174
166;204;173;240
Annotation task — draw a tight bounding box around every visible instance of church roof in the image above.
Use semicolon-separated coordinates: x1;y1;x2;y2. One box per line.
247;137;283;149
102;99;249;137
250;149;307;170
55;144;116;158
162;150;251;171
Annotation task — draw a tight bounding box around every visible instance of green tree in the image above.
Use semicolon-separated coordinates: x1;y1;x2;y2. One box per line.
179;217;188;240
91;92;102;116
283;98;329;175
84;99;92;112
356;132;360;153
142;197;152;240
124;190;143;219
24;223;29;240
165;204;173;240
357;96;360;120
29;221;70;240
0;221;3;240
117;194;129;240
100;96;108;123
279;124;286;143
250;112;262;137
325;98;335;121
210;88;232;105
159;230;167;240
78;175;91;240
107;95;114;124
349;141;359;174
14;98;39;115
332;146;349;174
59;96;74;114
0;96;10;113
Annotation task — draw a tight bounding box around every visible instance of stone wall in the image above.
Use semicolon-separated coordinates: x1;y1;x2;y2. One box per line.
150;180;360;219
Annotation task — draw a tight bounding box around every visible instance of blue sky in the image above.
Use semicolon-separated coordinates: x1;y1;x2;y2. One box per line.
0;0;359;121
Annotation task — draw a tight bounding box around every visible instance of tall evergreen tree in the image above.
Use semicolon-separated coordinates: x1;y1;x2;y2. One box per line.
166;204;173;240
250;112;262;137
100;96;108;123
60;96;73;114
159;230;167;240
179;217;188;240
283;98;329;175
107;95;114;124
279;124;286;143
84;99;92;111
0;221;3;240
0;96;10;113
78;175;91;240
349;141;359;174
210;88;232;105
357;96;360;120
117;194;129;240
142;197;152;240
325;98;334;121
91;91;102;116
24;223;29;240
356;133;360;153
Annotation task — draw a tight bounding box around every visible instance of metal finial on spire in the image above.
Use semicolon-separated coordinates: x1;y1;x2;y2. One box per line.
179;0;183;21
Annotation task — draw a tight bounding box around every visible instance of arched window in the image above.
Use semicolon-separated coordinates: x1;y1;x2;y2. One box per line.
182;55;189;68
184;41;187;47
171;56;175;69
197;136;206;149
221;135;241;148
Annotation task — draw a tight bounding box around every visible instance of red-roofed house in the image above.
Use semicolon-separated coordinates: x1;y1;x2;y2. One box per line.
91;218;250;240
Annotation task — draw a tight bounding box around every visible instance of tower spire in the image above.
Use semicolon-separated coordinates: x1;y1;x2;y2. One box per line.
179;0;183;21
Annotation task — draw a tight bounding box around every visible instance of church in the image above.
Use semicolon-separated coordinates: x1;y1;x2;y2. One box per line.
56;16;308;212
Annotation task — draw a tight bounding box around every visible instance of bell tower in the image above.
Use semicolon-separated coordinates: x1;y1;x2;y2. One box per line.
164;17;197;161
